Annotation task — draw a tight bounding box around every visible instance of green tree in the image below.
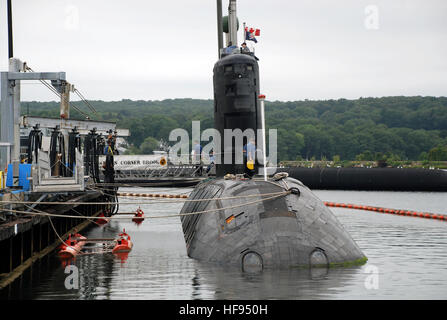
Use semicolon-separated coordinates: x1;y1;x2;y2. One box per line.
139;137;159;155
427;145;447;161
20;96;447;161
355;150;374;161
124;145;140;155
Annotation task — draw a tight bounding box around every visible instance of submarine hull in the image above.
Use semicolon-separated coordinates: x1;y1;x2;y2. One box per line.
180;177;366;269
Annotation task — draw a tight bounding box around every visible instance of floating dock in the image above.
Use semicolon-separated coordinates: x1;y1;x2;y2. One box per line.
283;167;447;191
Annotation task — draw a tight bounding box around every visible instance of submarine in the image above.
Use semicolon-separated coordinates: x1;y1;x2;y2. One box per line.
180;0;367;270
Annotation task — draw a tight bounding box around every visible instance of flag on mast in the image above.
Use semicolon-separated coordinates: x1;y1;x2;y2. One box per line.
245;27;260;43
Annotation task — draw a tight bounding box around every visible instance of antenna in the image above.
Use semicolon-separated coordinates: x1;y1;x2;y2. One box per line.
228;0;238;46
7;0;13;58
216;0;223;58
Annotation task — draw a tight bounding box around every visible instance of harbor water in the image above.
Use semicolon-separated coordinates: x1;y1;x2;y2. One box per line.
1;187;447;300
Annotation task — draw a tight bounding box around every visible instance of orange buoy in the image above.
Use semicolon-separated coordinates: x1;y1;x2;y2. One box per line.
112;229;133;253
132;207;145;225
323;201;445;222
96;212;110;225
58;233;86;259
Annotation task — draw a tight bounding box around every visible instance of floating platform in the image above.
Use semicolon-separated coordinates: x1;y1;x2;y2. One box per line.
282;167;447;191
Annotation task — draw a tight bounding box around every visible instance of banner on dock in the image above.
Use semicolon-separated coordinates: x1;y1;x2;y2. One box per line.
99;154;168;170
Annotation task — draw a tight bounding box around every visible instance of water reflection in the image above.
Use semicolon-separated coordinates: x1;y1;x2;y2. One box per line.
194;262;363;300
114;252;130;264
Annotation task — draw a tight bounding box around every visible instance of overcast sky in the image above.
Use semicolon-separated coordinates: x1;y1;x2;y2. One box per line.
0;0;446;102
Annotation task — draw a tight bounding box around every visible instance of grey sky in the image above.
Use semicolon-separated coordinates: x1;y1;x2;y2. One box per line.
0;0;446;102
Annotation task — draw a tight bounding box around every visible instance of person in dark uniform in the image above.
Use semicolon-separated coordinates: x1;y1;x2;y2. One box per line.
240;42;250;53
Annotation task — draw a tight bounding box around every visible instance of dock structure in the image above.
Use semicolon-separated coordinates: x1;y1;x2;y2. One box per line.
104;164;209;187
0;46;124;288
0;190;108;289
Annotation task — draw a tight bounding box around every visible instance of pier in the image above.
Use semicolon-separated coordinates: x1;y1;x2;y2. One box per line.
0;2;125;288
0;191;107;289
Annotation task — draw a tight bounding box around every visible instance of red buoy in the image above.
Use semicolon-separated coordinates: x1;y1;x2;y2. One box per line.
132;207;145;225
58;233;86;259
112;229;133;253
96;212;110;226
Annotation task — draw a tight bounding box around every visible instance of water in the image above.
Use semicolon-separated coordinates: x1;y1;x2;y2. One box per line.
2;188;447;300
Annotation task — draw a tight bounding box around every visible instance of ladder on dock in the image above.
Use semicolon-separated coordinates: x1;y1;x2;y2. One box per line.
30;149;86;192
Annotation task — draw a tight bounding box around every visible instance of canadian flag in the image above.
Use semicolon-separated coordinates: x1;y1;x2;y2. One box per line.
246;27;260;36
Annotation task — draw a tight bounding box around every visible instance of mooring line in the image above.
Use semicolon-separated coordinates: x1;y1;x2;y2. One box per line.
31;204;114;256
116;192;189;198
47;216;84;255
0;191;290;221
0;190;288;206
324;201;447;221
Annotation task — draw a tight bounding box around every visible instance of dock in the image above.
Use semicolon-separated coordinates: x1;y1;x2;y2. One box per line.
0;190;106;289
0;19;125;289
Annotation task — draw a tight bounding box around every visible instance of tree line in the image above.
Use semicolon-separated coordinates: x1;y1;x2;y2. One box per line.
21;96;447;161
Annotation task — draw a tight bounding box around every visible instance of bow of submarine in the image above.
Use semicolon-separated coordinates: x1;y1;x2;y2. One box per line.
180;177;367;269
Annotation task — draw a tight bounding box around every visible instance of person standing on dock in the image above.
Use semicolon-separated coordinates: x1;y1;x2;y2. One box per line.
192;140;203;175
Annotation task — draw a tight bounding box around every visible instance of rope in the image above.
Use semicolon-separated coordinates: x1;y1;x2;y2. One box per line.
0;190;288;206
23;201;94;255
88;184;193;198
325;201;447;221
25;66;93;119
47;216;84;255
73;88;97;114
117;192;188;198
34;205;114;256
140;192;289;218
0;191;290;221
